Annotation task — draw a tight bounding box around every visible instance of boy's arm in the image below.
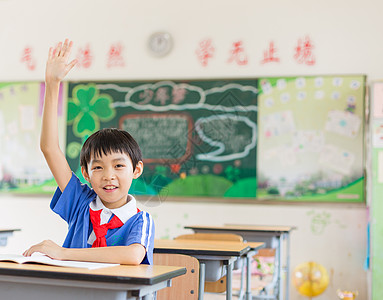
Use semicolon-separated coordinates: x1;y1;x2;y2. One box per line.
23;240;146;265
41;40;77;192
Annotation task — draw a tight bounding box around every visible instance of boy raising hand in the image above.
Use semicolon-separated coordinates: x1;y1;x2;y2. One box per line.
23;40;154;265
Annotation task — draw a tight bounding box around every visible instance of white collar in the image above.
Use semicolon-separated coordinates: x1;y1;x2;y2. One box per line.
89;195;138;224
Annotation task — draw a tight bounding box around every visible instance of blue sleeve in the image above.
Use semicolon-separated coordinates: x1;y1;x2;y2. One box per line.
50;173;95;224
127;212;155;264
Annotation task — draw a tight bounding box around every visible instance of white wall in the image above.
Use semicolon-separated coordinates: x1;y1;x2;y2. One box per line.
0;0;377;299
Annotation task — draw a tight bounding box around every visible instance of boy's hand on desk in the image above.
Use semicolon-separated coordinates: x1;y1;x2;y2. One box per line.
46;38;77;84
23;240;65;260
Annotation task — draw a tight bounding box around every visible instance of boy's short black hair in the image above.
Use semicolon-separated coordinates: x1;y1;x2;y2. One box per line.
80;128;142;173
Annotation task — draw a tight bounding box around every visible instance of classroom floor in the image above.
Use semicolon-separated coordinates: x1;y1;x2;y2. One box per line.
203;274;273;300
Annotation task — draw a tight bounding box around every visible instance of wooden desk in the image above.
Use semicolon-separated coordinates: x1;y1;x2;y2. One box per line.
185;224;296;300
154;239;264;300
0;261;186;300
0;229;20;246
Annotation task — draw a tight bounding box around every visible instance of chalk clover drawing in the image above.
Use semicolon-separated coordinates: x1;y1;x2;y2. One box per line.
68;84;116;137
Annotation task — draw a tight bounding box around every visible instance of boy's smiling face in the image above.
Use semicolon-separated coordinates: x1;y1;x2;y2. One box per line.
81;151;143;209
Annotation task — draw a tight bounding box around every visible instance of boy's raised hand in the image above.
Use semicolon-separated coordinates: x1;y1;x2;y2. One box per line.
46;39;77;84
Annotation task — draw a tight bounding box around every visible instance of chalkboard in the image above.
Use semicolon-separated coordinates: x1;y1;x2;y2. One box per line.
66;80;258;199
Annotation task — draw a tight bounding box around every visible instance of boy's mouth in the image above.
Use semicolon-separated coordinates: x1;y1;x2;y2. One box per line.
103;185;117;190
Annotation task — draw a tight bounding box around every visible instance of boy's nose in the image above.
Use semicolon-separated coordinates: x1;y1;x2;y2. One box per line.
103;170;116;180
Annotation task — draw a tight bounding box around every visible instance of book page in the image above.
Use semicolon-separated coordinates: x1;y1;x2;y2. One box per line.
0;254;119;270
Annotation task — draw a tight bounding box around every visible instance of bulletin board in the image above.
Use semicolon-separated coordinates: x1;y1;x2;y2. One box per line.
65;79;258;198
257;75;365;202
0;82;67;194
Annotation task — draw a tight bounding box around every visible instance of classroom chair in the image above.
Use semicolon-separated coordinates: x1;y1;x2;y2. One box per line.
153;253;199;300
174;233;246;298
252;248;278;300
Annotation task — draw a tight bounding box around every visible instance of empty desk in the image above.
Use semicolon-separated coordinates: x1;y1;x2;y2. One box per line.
154;238;264;300
185;224;296;300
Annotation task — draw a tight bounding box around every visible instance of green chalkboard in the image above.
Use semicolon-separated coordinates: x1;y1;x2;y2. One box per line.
65;79;258;199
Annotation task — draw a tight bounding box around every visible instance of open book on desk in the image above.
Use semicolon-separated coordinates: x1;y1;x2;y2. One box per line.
0;254;119;270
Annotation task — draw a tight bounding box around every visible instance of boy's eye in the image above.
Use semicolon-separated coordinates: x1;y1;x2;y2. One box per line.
92;166;102;170
115;164;125;168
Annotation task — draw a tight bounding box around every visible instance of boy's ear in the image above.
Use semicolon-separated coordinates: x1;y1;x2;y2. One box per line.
133;161;144;179
81;166;90;182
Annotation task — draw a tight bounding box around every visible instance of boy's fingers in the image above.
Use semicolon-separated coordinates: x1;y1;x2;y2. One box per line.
61;39;69;57
66;59;78;71
63;41;73;58
56;42;63;56
48;47;53;59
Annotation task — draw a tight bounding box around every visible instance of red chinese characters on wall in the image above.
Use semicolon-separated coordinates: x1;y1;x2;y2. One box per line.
194;36;316;67
20;46;36;71
76;44;93;69
261;41;280;64
19;36;318;71
227;40;248;65
107;43;125;68
195;39;215;67
294;36;316;66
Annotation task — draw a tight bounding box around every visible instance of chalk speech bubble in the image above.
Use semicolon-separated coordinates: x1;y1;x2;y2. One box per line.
195;114;257;162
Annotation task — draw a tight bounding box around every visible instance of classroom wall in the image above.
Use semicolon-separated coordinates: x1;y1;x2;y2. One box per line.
0;0;380;299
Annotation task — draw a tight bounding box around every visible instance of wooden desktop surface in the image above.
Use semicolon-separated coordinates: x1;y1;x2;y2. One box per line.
154;239;263;257
0;262;186;285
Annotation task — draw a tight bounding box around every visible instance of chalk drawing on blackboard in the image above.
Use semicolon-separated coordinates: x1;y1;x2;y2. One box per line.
105;81;258;113
195;114;256;161
67;84;116;138
119;113;193;163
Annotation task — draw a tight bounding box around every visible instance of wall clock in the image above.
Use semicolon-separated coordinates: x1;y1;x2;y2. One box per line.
148;32;173;57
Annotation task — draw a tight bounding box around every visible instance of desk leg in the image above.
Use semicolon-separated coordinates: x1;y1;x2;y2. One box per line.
237;259;245;300
277;236;283;300
199;261;205;300
226;261;233;300
246;254;251;300
285;233;290;300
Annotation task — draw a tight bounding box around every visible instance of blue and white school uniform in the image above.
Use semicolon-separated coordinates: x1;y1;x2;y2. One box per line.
50;173;155;265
